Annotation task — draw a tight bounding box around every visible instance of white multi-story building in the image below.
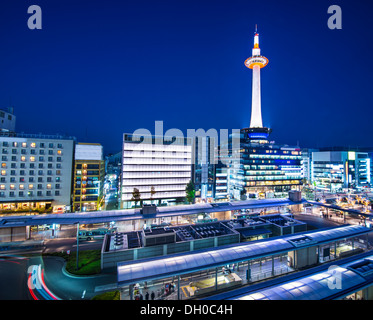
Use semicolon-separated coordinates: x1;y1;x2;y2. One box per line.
121;134;192;209
0;133;75;213
0;108;16;133
312;150;370;191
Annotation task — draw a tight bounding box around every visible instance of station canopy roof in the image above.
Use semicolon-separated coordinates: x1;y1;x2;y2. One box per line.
234;253;373;300
235;267;365;300
117;225;370;286
0;198;305;228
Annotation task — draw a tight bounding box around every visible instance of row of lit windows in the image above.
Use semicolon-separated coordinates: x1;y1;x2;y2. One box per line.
1;148;62;155
122;158;192;165
251;149;301;156
0;190;60;197
0;176;61;183
122;172;191;178
1;169;62;176
122;184;188;193
122;191;187;200
1;156;63;162
122;165;191;171
0;183;58;190
249;154;301;160
123;143;191;152
76;170;101;176
242;176;303;181
1;141;63;148
244;180;302;186
121;178;190;186
1;162;62;169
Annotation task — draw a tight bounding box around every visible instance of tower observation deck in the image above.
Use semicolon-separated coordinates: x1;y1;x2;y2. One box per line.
244;27;271;142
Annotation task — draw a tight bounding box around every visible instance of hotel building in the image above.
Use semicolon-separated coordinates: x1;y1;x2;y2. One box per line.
0;132;75;213
121;134;192;209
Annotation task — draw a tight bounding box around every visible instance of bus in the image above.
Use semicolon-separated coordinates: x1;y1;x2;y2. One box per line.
78;228;116;241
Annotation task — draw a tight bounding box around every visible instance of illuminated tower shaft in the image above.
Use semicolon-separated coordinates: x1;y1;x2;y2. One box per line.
251;64;262;127
245;31;268;128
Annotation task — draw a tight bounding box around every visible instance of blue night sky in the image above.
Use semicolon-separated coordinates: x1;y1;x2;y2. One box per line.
0;0;372;154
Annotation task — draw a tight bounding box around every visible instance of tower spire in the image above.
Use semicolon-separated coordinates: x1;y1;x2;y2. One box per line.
244;28;271;141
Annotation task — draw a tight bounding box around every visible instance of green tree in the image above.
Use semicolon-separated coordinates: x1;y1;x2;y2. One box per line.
185;180;195;204
150;186;156;203
131;188;141;208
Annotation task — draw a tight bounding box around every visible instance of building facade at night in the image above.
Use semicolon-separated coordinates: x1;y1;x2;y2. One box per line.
121;133;192;209
0;107;16;133
224;29;303;200
192;136;216;203
72;143;105;212
311;150;370;191
0;133;75;213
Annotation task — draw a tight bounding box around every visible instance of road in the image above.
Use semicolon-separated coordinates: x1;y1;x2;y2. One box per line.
41;256;116;300
43;238;103;254
0;255;30;300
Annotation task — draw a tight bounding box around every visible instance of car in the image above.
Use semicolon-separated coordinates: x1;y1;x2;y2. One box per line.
30;225;51;231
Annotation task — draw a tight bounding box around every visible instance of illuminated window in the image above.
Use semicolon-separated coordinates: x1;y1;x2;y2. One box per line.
21;156;26;161
1;170;5;176
10;184;15;190
30;143;36;148
28;184;34;189
0;185;5;190
47;184;52;189
22;142;27;148
57;150;62;155
30;156;35;162
13;142;18;147
1;163;6;168
19;184;24;190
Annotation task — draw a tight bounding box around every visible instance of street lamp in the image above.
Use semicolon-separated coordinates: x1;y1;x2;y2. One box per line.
75;222;80;270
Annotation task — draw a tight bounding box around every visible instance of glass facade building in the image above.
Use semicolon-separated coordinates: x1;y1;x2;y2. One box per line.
228;129;303;200
312;151;370;191
121;134;192;209
192;136;215;203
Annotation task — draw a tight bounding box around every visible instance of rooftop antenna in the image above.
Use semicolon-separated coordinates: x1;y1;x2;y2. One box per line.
255;24;258;33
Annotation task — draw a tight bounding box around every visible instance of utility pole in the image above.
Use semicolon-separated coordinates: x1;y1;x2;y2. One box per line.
76;222;80;270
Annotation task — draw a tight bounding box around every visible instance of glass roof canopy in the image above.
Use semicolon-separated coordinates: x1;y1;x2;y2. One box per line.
235;267;365;300
234;253;373;300
117;225;370;286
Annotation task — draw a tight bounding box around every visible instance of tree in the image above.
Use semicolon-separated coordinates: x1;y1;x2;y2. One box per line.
131;188;141;208
185;180;195;204
150;186;156;203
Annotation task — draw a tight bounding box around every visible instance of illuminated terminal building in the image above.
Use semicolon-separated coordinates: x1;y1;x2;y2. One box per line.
228;28;303;200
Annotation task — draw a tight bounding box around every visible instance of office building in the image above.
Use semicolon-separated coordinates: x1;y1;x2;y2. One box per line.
312;150;370;191
301;148;318;184
192;136;215;203
0;107;16;133
72;143;105;212
0;132;75;213
121;133;192;209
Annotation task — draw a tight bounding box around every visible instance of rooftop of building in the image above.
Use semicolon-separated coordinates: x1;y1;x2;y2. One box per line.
0;131;77;141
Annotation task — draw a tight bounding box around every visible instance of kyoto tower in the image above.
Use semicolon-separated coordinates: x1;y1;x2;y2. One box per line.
244;26;272;141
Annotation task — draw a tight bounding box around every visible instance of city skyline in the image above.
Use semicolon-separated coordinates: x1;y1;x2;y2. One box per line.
0;0;372;154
